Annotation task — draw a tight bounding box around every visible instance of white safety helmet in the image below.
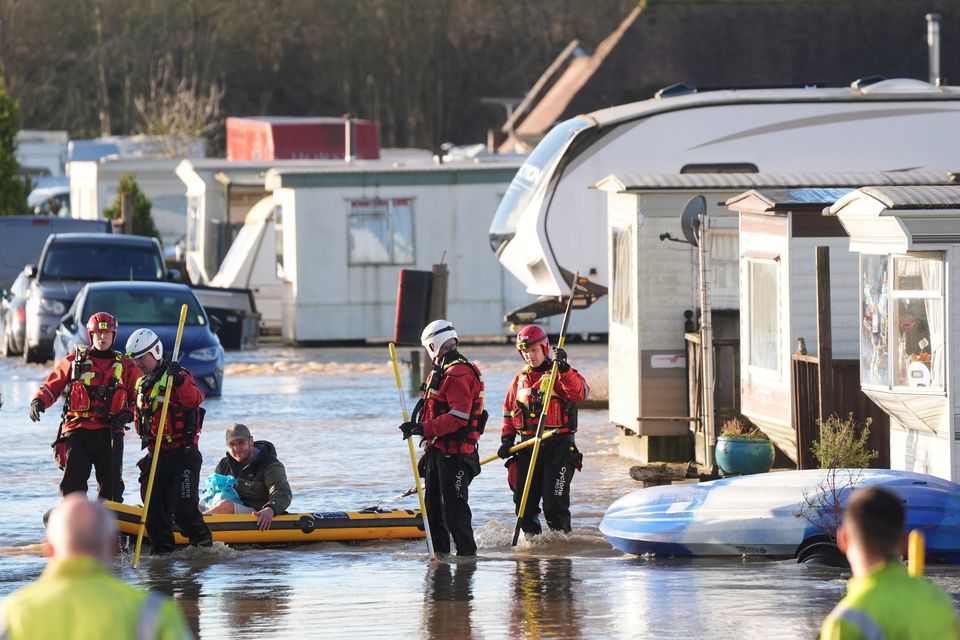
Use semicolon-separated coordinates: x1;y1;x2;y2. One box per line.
126;328;163;361
420;319;458;360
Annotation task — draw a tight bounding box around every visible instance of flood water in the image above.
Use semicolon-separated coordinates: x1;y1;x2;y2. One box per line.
2;343;959;639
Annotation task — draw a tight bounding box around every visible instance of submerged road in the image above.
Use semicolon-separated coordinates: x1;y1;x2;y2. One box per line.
1;343;958;638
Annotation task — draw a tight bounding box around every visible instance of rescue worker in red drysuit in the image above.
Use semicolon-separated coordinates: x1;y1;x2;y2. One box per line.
28;312;140;501
127;328;212;554
499;325;587;534
399;319;487;556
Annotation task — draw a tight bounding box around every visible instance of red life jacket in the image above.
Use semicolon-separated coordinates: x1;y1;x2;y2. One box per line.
514;365;578;436
415;353;487;455
135;370;204;451
64;349;129;423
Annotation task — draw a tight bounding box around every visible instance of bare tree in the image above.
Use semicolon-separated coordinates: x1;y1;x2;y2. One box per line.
134;54;225;157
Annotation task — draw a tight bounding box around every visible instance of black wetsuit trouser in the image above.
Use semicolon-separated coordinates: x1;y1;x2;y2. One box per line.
421;448;479;556
513;436;579;534
141;447;212;554
60;427;124;502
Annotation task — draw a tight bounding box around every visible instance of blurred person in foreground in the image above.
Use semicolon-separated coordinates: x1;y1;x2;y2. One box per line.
0;494;192;639
821;486;959;639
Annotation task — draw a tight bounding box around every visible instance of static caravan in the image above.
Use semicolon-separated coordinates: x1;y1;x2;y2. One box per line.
727;187;888;464
69;157;194;247
600;171;949;463
831;185;960;481
492;79;960;330
175;159;276;285
264;159;526;341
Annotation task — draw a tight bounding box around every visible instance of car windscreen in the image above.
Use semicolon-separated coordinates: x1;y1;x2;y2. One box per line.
40;243;164;281
83;288;206;326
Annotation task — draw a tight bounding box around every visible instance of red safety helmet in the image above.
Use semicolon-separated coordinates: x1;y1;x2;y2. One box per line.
86;312;118;344
516;325;549;356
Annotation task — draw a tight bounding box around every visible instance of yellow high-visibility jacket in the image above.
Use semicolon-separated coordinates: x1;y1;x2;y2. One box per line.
0;557;192;640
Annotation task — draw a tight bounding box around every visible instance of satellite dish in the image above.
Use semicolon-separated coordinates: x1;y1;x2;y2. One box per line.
680;195;706;246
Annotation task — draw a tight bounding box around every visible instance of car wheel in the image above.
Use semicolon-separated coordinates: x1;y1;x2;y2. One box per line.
796;535;847;567
23;344;41;364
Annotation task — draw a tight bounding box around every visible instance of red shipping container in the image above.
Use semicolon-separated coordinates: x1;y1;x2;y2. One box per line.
226;117;380;161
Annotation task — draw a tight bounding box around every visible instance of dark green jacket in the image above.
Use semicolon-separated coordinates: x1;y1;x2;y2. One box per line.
214;440;292;514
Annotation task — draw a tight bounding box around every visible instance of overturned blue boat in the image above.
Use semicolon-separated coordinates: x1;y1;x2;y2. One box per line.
600;469;960;562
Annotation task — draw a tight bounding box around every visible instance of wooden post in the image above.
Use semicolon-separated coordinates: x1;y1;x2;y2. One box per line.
423;262;448;381
816;246;834;426
409;349;421;397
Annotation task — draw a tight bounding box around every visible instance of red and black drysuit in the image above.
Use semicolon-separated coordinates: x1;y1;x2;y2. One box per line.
33;348;140;500
412;349;486;556
134;362;211;553
501;359;587;534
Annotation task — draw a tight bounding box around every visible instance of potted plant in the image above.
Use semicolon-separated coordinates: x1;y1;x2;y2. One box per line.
715;417;775;475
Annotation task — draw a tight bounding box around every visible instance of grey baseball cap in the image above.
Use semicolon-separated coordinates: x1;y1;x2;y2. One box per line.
225;423;252;443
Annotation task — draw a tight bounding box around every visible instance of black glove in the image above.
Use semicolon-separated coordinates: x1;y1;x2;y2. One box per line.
399;421;423;440
498;437;516;459
167;361;185;386
553;347;570;372
29;399;44;422
111;410;133;431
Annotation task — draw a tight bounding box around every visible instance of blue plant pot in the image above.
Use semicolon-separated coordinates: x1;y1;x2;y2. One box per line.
716;436;775;475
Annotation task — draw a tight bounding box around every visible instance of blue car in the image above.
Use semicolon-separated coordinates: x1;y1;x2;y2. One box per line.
53;282;224;396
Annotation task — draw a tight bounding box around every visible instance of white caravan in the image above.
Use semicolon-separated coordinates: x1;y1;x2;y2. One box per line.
490;78;960;325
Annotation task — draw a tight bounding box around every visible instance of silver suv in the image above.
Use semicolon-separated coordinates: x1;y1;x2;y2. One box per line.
23;233;169;363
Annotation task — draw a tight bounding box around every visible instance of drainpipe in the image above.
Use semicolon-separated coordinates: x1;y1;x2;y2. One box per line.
344;114;355;162
927;13;941;86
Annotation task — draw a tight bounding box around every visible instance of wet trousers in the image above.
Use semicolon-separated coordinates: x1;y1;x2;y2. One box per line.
60;427;124;502
421;448;479;556
513;437;579;534
139;447;212;554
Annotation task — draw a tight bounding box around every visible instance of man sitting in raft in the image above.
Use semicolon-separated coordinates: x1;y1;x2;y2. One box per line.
203;423;292;530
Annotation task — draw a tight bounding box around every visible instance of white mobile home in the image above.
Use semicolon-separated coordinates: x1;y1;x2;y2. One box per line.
494;79;960;331
600;171;949;463
831;184;960;481
728;187;864;463
264;159;526;341
69;157;197;247
175;159;275;285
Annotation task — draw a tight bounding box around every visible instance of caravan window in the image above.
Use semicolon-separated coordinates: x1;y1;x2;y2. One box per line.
348;198;415;265
891;255;943;390
859;253;944;391
610;226;633;326
860;254;889;386
747;260;779;372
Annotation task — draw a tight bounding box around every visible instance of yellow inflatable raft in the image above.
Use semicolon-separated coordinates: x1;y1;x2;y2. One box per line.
104;500;425;545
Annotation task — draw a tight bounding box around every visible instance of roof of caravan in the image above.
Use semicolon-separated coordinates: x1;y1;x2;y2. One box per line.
725;187;856;213
856;184;960;209
586;80;960;129
594;170;954;193
265;157;524;189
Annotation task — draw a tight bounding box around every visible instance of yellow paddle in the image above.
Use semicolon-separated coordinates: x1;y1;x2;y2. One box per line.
133;304;189;568
908;529;925;577
389;343;435;560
